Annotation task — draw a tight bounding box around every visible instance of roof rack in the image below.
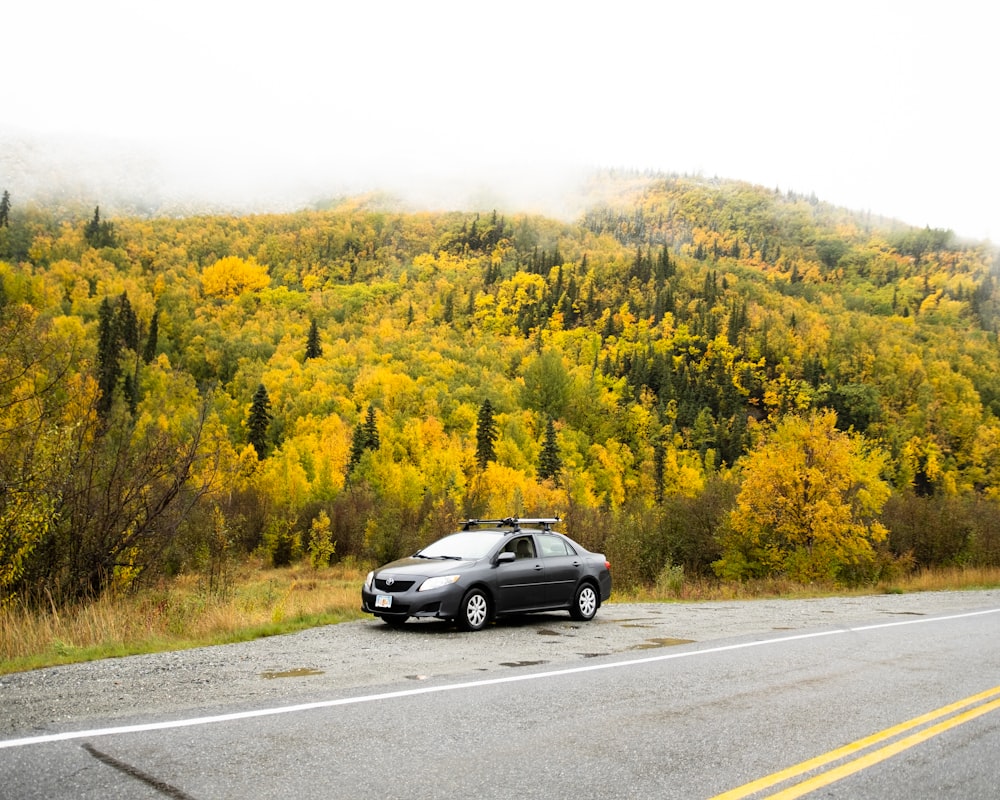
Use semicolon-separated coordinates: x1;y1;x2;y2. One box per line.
461;517;560;531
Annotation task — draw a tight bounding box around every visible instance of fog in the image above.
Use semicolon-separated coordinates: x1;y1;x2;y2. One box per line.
3;1;996;240
0;128;615;220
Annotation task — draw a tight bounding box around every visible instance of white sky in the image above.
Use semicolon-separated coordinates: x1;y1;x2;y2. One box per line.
5;0;997;240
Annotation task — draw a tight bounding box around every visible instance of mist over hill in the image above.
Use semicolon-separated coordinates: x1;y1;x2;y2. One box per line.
1;129;962;241
0;131;629;222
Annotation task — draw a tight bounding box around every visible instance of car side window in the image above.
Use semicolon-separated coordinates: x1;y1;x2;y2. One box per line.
507;536;535;559
538;534;572;557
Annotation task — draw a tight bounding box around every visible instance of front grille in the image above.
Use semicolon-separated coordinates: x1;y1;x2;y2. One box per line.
375;578;415;592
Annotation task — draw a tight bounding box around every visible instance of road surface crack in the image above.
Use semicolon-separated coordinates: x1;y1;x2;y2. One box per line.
82;742;196;799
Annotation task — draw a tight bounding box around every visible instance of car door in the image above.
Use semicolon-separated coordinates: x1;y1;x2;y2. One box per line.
495;535;548;611
537;533;581;607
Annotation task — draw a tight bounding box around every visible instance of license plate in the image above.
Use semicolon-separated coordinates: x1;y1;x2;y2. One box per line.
375;595;393;609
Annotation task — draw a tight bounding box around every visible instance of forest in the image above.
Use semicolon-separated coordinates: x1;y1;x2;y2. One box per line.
2;174;1000;610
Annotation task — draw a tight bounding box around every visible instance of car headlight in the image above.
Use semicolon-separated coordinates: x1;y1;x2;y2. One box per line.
418;575;461;592
364;571;375;591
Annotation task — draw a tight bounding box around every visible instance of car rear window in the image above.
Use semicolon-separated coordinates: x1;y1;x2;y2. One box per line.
538;534;575;557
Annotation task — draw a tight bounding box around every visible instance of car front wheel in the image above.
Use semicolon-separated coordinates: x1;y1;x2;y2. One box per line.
456;588;490;631
570;583;598;621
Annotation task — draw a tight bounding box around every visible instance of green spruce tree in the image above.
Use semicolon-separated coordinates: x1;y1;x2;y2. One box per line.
142;309;159;364
475;399;498;470
537;417;562;484
84;205;117;248
95;292;141;420
345;405;380;480
247;384;272;459
305;318;322;360
95;297;122;420
346;422;367;477
362;405;379;451
117;292;138;351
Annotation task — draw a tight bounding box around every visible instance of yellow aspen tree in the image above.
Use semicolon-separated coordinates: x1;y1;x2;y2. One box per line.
200;256;270;298
716;410;890;585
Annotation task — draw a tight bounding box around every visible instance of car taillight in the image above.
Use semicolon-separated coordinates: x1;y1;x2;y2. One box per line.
605;561;611;570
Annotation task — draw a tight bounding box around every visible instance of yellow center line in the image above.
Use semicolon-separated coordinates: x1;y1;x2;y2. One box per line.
767;696;1000;799
711;685;1000;800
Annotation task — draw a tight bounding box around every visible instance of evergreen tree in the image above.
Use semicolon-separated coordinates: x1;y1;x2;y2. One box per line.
305;318;322;359
84;205;117;248
655;244;674;282
653;440;666;504
0;190;10;228
346;422;367;476
142;309;159;364
247;384;272;459
345;405;379;479
475;399;498;470
117;292;138;351
537;417;562;484
85;206;101;245
362;405;379;451
95;297;121;420
95;292;141;420
123;372;139;415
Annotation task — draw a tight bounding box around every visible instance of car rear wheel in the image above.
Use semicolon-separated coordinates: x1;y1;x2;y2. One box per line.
570;583;598;621
456;588;490;631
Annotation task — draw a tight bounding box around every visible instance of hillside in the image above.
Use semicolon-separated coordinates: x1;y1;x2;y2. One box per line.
2;174;999;605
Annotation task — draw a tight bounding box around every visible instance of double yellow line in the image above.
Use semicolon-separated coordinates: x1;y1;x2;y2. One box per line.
713;684;1000;799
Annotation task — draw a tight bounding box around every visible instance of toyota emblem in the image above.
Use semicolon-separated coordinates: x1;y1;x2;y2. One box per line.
385;577;395;586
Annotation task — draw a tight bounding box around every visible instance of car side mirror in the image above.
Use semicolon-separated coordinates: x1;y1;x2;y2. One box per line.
496;551;516;564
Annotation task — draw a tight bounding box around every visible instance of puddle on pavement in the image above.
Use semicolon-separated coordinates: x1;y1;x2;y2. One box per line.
628;637;695;650
261;668;325;680
500;660;548;668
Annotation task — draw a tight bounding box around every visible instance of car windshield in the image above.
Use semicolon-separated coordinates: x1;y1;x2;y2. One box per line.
416;531;506;560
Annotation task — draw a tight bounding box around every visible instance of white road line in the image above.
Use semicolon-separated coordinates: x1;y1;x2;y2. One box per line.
3;607;998;750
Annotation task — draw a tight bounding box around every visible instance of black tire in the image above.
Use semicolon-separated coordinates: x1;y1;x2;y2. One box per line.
378;614;408;628
570;582;599;621
456;588;490;631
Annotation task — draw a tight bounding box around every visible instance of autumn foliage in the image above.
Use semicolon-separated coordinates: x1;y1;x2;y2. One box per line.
1;175;999;607
716;411;890;583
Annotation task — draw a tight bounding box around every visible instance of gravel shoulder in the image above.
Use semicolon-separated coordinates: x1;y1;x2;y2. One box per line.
3;589;999;738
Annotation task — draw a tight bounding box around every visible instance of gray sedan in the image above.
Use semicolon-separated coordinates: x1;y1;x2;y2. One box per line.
361;518;612;630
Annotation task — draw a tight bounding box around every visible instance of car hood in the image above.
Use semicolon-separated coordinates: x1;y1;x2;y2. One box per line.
375;557;474;576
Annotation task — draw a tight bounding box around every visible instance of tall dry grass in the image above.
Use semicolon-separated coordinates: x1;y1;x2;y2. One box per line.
1;562;369;674
4;564;1000;674
613;565;1000;602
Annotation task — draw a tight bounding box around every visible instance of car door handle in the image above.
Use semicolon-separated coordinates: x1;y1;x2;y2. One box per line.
533;564;543;571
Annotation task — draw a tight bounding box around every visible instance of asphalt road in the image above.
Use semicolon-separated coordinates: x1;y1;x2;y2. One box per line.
2;592;999;799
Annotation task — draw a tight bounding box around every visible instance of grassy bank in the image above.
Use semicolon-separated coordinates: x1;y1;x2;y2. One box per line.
0;562;370;675
613;565;1000;602
3;565;1000;675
